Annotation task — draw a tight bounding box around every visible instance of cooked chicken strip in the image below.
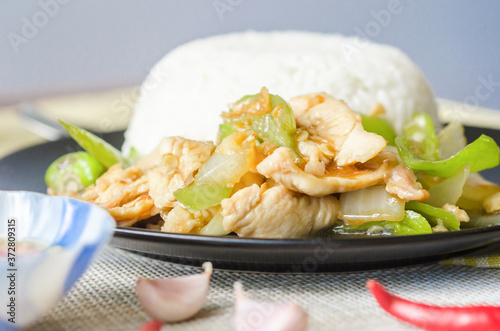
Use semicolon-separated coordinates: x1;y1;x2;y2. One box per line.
81;164;149;208
385;164;430;202
257;147;391;196
80;164;159;226
147;137;214;209
221;183;339;238
161;205;219;233
381;146;430;202
442;203;470;222
290;93;387;166
297;140;330;177
484;191;500;214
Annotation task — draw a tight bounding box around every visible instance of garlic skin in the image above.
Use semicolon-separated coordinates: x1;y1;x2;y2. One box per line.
232;282;308;331
136;262;213;323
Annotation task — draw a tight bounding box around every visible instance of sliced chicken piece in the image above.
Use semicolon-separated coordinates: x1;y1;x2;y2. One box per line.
111;195;159;227
161;205;219;233
442;203;470;222
484;191;500;214
385;164;430;202
257;147;391;197
135;136;214;170
290;93;387;166
80;164;159;226
297;140;331;177
81;164;149;208
147;137;214;209
381;146;430;202
221;183;339;238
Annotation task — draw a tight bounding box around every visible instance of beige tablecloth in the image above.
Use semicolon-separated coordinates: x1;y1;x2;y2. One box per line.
27;246;500;331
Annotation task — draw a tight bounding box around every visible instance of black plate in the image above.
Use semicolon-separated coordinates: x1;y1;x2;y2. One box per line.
2;128;500;272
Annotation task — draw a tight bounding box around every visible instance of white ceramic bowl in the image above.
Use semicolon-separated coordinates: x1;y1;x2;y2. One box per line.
0;191;115;330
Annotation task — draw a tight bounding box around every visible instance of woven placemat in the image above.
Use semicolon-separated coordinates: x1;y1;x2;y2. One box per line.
28;246;500;331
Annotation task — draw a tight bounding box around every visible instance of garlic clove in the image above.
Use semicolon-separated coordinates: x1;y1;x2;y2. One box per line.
136;262;213;323
232;281;308;331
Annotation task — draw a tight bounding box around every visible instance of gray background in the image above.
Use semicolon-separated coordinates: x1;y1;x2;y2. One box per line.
1;0;500;109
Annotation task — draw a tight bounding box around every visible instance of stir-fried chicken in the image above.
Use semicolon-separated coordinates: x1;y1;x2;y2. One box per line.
80;164;159;226
257;147;392;196
484;192;500;214
297;139;331;177
68;89;441;237
442;203;470;223
290;93;387;166
221;183;339;238
385;164;430;202
148;137;214;209
161;205;219;233
79;137;214;226
380;146;430;202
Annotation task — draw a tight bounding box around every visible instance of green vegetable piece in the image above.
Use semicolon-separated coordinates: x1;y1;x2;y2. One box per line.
60;120;128;168
251;113;302;163
269;94;297;136
333;210;432;236
218;90;303;164
174;184;233;212
406;201;460;231
45;151;105;194
360;114;397;146
403;111;439;161
127;147;141;165
218;122;236;141
396;134;500;178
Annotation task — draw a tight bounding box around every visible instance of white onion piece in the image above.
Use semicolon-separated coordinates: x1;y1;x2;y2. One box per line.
437;122;467;159
426;164;470;207
196;133;255;186
232;282;308;331
136;262;213;323
196;212;230;236
338;186;405;224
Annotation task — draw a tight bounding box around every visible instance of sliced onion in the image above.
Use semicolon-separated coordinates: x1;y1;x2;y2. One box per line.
196;133;255;186
437;122;467;159
196;212;230;236
426;164;470;207
338;186;405;225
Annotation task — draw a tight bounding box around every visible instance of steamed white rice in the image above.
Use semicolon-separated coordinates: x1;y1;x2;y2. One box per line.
123;31;437;156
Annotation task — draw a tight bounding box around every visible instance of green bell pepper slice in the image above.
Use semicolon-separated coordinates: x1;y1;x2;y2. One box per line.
405;200;460;231
402;111;439;161
174;184;233;212
360;114;397;146
60;120;129;168
333;210;432;236
396;134;500;178
218;91;303;164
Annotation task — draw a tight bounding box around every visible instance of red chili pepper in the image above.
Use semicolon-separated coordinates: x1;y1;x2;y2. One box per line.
367;279;500;331
137;319;163;331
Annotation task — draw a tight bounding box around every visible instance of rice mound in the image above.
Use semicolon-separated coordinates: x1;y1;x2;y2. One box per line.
123;31;437;155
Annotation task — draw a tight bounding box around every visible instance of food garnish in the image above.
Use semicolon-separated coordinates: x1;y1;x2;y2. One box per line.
367;279;500;331
136;262;212;323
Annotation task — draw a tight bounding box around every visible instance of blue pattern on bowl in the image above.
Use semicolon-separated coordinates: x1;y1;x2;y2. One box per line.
0;191;115;330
